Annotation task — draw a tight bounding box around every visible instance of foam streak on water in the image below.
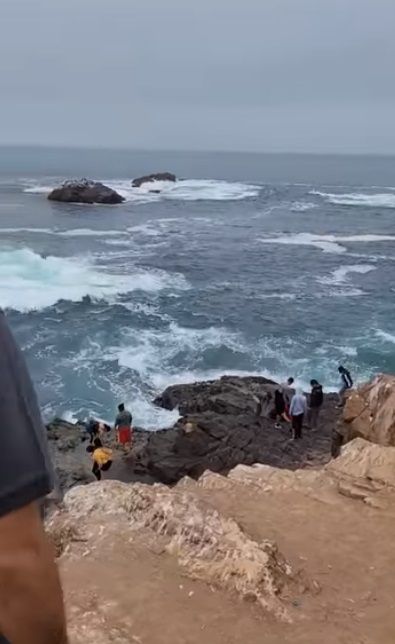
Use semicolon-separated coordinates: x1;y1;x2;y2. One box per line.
311;190;395;208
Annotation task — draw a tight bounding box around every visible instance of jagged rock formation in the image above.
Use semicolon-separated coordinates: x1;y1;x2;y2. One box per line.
132;172;177;188
48;179;125;204
138;376;340;483
341;374;395;446
47;376;341;490
48;437;395;644
61;481;296;620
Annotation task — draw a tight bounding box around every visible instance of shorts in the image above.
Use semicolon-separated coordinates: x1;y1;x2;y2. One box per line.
118;426;132;445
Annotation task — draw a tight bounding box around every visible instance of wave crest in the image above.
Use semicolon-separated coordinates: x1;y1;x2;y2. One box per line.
311;190;395;208
0;248;188;312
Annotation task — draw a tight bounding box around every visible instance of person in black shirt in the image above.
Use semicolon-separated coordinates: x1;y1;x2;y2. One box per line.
307;379;324;430
0;312;67;643
338;365;353;406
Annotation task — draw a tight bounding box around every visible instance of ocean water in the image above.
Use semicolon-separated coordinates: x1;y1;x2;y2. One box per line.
0;147;394;428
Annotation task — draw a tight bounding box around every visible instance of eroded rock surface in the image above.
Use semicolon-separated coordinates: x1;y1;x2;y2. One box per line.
48;437;395;644
341;374;395;446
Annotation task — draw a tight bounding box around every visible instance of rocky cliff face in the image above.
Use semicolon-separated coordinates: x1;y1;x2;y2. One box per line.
341;374;395;446
48;437;395;644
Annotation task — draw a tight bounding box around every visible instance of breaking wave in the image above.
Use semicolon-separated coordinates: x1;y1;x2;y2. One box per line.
311;190;395;208
0;248;188;312
318;264;376;286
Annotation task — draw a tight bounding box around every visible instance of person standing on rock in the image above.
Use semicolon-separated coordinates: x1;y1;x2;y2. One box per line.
0;312;68;643
115;403;133;452
307;380;324;430
338;365;353;407
281;377;294;406
289;388;307;440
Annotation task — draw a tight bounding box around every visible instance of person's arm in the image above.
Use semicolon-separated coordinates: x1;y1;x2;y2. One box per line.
0;503;67;644
289;396;295;416
0;312;67;643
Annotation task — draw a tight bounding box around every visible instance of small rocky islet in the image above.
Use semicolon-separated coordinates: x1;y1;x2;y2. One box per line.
47;172;177;204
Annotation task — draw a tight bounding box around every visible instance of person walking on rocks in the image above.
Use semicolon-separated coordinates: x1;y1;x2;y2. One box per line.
115;403;133;452
338;365;353;407
289;388;307;440
307;380;323;430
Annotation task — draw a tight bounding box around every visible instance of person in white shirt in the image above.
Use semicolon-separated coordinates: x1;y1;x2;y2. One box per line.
289;388;307;440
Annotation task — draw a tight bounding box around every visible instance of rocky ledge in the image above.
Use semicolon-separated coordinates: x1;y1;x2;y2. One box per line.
46;374;395;642
48;436;395;643
48;374;395;491
48;179;125;204
48;375;341;489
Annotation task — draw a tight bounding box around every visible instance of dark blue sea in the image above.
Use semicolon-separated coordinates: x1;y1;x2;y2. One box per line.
0;147;394;427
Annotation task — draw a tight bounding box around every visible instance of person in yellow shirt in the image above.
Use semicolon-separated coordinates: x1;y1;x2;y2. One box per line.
87;438;113;481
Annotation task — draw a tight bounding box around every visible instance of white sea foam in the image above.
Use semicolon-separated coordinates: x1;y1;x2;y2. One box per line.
0;227;125;237
259;233;346;254
375;329;395;344
259;233;395;254
259;293;296;300
311;190;395;208
23;178;260;203
0;248;188;312
60;410;80;424
318;264;376;286
290;201;316;212
23;185;55;194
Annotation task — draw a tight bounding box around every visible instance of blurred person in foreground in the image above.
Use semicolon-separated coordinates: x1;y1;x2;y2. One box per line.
0;312;67;644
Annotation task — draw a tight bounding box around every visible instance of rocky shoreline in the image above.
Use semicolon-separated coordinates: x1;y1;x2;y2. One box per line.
48;375;343;490
47;374;395;642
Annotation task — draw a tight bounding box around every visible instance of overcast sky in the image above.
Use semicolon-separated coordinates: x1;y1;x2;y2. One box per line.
1;0;394;153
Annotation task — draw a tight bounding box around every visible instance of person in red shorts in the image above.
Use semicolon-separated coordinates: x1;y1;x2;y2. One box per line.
114;403;133;452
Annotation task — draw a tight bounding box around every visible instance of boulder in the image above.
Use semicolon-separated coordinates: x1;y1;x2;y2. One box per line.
48;179;125;204
154;375;276;416
132;172;176;188
341;374;395;446
327;437;395;486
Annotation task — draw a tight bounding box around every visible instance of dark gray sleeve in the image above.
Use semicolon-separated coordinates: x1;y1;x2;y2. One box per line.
0;312;53;518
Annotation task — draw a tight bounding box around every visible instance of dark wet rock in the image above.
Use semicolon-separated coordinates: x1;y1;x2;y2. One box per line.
47;418;91;491
154;375;277;416
132;172;176;188
48;179;125;204
48;377;341;490
144;376;341;484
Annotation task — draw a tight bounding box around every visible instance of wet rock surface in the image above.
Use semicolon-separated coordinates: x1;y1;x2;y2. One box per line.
49;376;341;489
48;179;125;204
